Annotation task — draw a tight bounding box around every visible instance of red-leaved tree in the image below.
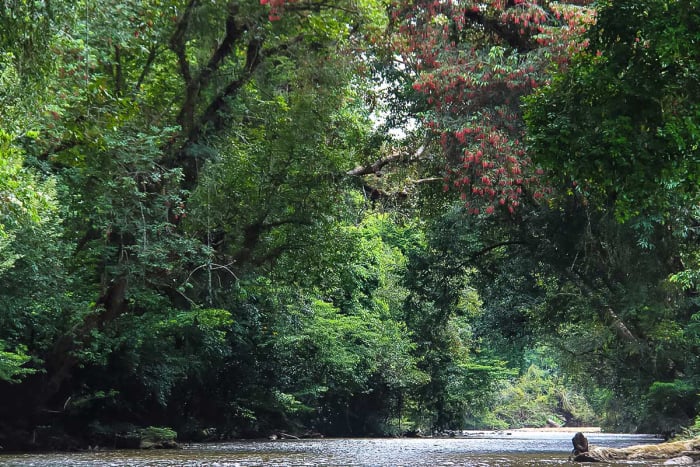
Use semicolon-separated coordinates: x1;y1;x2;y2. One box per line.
389;0;595;214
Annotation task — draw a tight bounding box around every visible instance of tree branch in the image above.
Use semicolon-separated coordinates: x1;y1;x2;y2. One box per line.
114;45;123;97
560;267;643;346
463;8;536;53
133;46;159;94
469;240;529;260
229;217;313;267
347;145;426;176
170;0;199;131
197;2;241;91
169;0;197;83
190;36;264;141
603;306;638;344
44;276;129;396
411;177;443;185
177;2;245;133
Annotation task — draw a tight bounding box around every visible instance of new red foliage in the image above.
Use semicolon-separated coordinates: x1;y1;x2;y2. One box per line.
259;0;297;21
391;0;594;214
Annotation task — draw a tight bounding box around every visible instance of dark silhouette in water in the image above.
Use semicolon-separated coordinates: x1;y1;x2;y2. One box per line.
572;432;589;455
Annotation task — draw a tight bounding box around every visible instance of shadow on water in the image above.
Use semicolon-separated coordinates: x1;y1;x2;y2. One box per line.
0;432;664;466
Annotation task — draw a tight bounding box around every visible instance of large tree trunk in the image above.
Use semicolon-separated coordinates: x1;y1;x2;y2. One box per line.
42;277;129;406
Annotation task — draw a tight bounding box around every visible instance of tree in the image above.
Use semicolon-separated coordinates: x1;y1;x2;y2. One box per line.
522;0;700;432
167;213;429;437
493;357;597;429
402;205;512;430
0;0;397;445
3;0;697;445
354;0;595;214
0;130;59;383
525;0;700;220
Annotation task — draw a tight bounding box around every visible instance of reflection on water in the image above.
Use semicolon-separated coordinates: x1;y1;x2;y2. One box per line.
0;432;664;466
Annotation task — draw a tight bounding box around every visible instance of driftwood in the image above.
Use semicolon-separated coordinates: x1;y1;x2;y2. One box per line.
571;432;700;463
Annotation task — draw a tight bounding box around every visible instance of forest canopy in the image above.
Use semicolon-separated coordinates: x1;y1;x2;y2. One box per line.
0;0;698;449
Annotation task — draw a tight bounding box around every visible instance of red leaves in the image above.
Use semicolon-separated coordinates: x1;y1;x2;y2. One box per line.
389;0;595;215
259;0;297;21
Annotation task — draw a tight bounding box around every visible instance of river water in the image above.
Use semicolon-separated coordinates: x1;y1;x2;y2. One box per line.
0;431;665;466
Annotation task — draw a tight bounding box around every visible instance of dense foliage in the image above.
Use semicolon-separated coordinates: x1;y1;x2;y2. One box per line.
523;0;700;432
0;0;698;450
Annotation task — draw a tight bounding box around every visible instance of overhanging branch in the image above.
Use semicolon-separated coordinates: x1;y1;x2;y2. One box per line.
347;144;426;176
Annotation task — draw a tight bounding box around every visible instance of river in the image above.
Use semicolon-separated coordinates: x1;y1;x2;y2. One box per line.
0;431;664;466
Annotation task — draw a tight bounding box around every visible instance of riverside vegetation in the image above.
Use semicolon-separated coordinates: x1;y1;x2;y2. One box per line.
0;0;699;451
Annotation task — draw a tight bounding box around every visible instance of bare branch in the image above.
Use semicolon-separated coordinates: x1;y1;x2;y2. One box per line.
560;268;642;346
603;306;638;344
410;177;443;185
347;144;426;176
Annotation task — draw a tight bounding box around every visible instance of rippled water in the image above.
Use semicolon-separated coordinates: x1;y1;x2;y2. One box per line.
0;431;664;466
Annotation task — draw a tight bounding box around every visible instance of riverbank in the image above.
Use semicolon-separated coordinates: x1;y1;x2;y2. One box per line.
450;426;603;438
507;426;602;433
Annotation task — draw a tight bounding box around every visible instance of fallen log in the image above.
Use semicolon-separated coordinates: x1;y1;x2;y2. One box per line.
570;432;700;463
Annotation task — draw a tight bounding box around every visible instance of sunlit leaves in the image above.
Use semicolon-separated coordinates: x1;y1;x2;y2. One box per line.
0;131;57;241
0;343;34;383
494;361;596;428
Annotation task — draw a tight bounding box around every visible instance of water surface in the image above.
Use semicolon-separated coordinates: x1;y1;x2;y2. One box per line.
0;431;665;466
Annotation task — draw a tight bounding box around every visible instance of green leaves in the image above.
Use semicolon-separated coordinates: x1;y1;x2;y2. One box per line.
11;0;698;443
0;342;34;383
493;362;596;429
0;131;56;235
640;380;698;432
525;0;700;220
